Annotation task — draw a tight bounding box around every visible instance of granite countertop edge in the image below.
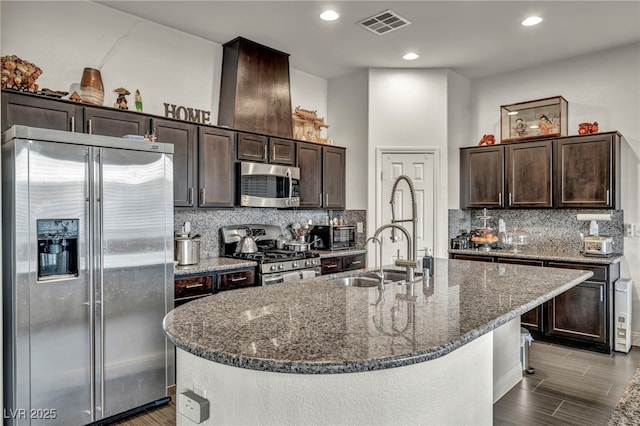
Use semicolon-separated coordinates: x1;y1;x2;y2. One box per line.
448;248;623;265
313;248;368;258
174;258;257;276
165;269;593;375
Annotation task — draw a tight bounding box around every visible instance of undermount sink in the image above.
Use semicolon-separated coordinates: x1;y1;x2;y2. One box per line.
326;276;381;288
327;270;410;288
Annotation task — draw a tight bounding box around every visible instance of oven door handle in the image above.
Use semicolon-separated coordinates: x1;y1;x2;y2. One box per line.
263;274;285;285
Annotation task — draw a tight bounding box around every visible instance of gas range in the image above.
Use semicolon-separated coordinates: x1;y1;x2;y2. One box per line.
219;224;321;285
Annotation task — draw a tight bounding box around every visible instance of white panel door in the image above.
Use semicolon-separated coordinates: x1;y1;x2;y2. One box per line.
379;152;436;267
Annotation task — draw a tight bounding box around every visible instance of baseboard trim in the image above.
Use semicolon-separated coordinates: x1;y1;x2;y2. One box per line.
494;363;523;403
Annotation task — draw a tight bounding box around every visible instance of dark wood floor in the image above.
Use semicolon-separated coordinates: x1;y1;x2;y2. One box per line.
494;341;640;425
116;342;640;426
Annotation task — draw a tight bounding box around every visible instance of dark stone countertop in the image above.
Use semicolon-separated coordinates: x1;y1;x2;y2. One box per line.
174;258;257;277
312;248;367;258
163;258;592;374
448;248;623;265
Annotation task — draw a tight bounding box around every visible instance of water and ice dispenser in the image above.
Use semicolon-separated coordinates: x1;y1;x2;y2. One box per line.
37;219;79;280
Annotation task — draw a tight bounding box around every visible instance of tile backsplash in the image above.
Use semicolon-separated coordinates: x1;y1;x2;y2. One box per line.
448;209;624;254
175;209;366;258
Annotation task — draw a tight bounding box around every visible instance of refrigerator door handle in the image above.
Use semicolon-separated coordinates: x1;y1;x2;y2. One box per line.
97;149;106;417
88;147;97;421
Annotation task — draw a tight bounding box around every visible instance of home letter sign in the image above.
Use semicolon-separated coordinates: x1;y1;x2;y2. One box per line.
164;103;211;124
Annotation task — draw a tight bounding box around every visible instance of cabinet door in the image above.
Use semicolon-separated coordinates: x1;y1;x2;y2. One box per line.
505;140;553;208
2;90;80;132
546;280;606;343
460;146;504;208
237;132;268;162
153;118;196;207
554;134;617;208
343;254;366;271
297;142;323;208
84;106;149;137
269;138;296;165
323;146;346;209
320;258;343;275
198;127;236;207
497;257;545;331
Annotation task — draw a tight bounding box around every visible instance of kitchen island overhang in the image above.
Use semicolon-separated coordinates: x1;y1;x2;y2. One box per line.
164;258;593;425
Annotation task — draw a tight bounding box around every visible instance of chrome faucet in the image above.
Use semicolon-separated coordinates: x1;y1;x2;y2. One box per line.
372;223;419;282
365;236;384;285
389;175;418;263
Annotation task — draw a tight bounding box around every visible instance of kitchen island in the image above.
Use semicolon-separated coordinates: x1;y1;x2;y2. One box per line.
163;258;592;425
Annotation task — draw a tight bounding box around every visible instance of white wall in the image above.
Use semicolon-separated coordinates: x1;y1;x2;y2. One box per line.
0;1;327;128
466;42;640;345
327;70;369;210
366;69;450;258
446;71;472;210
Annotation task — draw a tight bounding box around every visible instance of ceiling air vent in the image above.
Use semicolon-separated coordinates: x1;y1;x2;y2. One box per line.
358;10;411;35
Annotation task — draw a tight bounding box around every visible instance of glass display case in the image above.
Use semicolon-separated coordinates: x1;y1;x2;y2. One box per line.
500;96;568;143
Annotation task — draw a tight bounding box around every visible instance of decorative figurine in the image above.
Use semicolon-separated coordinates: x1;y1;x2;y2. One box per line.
113;87;130;110
478;134;496;146
513;117;527;137
538;114;553;134
69;91;82;102
134;89;143;112
578;121;599;134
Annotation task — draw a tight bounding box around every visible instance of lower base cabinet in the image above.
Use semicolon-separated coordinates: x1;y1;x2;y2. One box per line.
450;253;619;353
174;273;214;307
216;267;256;291
320;253;366;275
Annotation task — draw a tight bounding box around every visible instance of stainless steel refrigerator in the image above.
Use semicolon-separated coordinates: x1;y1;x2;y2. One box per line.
2;125;174;425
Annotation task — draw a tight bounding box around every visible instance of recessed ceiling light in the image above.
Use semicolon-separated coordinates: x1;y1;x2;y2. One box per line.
521;16;543;26
403;52;419;61
320;10;340;21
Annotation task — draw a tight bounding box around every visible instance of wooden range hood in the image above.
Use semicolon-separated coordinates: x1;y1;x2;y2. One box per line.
218;37;293;138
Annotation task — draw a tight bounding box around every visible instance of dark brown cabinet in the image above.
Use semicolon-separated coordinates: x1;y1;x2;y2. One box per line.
83;106;149;137
237;132;269;162
320;253;366;275
237;132;296;166
460;145;504;208
323;146;346;209
2;90;80;132
215;267;256;291
505;140;553;208
554;132;620;208
174;273;214;307
449;252;619;353
153;118;197;207
269;138;296;165
298;142;323;208
198;127;236;208
461;132;621;210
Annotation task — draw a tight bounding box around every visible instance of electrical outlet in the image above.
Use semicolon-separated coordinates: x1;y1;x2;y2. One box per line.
625;223;633;237
179;390;210;424
634;224;640;238
356;222;364;233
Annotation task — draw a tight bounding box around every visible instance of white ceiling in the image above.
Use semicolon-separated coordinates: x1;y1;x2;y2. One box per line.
96;1;640;80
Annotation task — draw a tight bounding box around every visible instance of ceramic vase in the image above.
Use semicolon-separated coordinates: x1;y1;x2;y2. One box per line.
80;67;104;105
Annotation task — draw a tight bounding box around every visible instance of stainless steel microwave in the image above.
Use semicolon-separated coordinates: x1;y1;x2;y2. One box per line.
310;225;356;251
238;161;300;208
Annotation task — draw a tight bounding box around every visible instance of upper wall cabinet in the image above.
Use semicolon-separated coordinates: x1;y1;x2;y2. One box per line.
554;132;620;208
237;132;296;166
83;106;149;137
198;127;236;208
2;90;80;132
152;118;197;207
323;146;346;209
297;143;346;209
505;140;553;208
460;145;504;208
460;132;620;209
